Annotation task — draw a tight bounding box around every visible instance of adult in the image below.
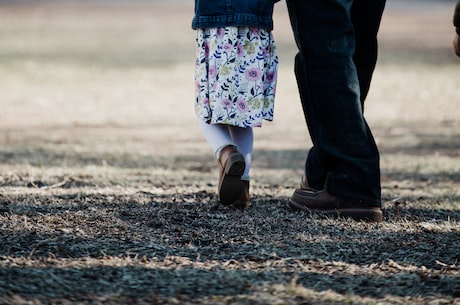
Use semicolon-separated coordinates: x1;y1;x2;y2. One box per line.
286;0;386;222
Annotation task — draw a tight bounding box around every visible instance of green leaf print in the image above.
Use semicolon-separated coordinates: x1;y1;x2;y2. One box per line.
263;98;271;108
244;43;256;55
249;97;261;109
220;65;231;76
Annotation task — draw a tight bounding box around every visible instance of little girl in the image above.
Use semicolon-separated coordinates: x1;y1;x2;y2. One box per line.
192;0;279;209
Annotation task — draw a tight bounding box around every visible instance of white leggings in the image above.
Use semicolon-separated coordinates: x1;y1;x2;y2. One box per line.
198;120;253;180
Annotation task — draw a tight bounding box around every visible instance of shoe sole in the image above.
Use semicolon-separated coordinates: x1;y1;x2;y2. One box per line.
219;153;245;205
288;199;383;223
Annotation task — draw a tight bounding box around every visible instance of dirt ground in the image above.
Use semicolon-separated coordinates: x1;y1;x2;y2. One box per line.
0;1;459;304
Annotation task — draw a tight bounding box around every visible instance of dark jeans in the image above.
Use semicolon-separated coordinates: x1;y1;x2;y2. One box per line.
286;0;386;206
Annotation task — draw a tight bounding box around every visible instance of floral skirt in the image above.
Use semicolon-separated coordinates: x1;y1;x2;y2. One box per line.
194;27;278;128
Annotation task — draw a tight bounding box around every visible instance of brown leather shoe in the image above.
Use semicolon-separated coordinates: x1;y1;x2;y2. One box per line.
218;145;245;205
289;189;383;222
232;180;250;209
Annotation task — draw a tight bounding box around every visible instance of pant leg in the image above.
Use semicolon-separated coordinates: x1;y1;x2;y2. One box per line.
352;0;386;106
302;0;386;190
286;0;382;206
293;52;328;191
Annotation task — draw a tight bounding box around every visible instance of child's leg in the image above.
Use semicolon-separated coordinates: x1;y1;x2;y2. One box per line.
228;126;253;209
197;120;236;157
228;126;253;180
198;120;246;205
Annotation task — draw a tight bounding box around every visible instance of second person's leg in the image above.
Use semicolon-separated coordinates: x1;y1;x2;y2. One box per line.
286;0;381;206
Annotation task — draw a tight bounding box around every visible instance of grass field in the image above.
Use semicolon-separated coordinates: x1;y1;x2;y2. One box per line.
0;1;459;304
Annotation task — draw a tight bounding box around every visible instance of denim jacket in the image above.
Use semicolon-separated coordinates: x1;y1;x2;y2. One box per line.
192;0;279;30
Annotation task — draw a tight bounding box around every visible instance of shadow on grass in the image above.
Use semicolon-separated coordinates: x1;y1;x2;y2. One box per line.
0;190;459;302
0;264;458;302
1;143;459;184
1;192;459;259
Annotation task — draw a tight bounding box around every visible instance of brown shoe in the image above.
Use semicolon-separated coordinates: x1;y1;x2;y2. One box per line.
218;145;245;205
289;189;383;222
232;180;250;209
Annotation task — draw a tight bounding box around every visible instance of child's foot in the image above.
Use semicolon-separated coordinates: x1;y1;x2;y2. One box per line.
217;145;245;205
232;180;250;209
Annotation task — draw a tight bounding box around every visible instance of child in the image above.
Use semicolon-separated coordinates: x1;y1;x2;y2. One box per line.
192;0;279;209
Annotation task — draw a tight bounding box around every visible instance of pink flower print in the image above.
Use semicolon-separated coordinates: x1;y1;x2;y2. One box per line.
245;68;262;81
251;27;260;38
259;48;266;57
265;71;276;83
216;28;224;38
236;99;249;113
195;81;201;93
237;43;244;58
223;43;233;52
208;65;217;78
221;99;232;109
204;42;210;57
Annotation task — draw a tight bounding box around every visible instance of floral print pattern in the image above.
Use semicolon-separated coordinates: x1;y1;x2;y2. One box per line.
195;27;278;128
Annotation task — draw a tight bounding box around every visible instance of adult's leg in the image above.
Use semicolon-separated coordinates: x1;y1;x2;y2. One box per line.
293;52;328;191
286;0;381;205
300;0;386;190
352;0;386;106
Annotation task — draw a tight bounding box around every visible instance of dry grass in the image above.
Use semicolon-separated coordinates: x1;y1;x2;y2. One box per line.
0;1;459;304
